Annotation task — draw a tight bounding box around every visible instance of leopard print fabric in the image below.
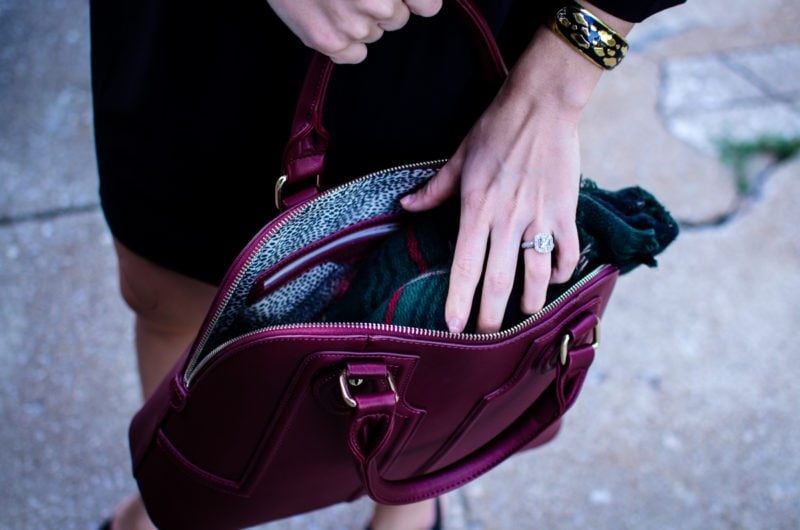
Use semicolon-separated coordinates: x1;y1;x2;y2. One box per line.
197;165;440;364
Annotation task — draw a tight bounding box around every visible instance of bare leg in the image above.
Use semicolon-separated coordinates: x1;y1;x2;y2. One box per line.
108;242;440;530
370;499;441;530
110;241;217;530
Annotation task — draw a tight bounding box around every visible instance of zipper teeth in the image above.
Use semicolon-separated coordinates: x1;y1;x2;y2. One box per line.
184;159;447;382
185;264;607;387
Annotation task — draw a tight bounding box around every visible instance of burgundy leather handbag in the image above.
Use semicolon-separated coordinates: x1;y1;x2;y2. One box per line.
128;2;618;528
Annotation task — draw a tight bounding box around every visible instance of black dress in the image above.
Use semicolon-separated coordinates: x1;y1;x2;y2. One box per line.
90;0;683;285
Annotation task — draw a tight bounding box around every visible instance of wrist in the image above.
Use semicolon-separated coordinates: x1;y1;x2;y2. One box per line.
503;1;635;118
549;2;631;71
506;26;603;119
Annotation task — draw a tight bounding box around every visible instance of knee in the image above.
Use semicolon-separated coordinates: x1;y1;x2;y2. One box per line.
118;260;158;319
113;241;216;330
116;246;171;324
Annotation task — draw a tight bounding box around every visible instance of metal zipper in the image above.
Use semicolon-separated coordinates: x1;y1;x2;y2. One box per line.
183;159;447;384
184;263;609;386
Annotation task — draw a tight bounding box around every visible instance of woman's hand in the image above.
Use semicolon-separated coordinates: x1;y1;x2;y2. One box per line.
401;8;633;334
266;0;442;64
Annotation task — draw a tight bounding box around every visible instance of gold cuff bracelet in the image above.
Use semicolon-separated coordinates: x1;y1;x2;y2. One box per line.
549;2;629;70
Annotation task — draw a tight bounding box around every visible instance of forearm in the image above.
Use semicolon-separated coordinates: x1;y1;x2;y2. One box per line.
503;2;634;121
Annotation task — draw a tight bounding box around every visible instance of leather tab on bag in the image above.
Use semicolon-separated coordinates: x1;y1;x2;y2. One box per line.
568;312;599;345
281;52;332;187
346;362;390;379
348;392;397;463
556;344;595;412
169;374;188;412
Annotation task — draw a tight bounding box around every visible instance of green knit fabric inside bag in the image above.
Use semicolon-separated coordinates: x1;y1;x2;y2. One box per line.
323;179;679;333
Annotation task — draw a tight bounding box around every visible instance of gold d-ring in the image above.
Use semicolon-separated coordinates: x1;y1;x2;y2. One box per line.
339;370;398;408
559;323;601;366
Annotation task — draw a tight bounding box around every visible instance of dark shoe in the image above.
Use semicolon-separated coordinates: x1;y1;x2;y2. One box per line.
365;497;443;530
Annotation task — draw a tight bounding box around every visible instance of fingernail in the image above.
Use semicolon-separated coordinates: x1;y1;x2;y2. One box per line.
447;318;464;334
400;195;415;207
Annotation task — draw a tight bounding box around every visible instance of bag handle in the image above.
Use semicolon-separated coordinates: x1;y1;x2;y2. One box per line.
277;0;509;209
345;313;599;504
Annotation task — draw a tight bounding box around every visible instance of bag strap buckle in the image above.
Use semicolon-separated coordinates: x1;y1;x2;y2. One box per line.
559;322;601;366
339;369;398;408
274;174;323;210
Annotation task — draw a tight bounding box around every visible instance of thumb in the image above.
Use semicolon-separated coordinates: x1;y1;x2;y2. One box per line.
401;152;463;212
405;0;443;17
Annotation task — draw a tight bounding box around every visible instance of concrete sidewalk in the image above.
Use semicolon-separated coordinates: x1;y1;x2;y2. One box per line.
1;1;798;529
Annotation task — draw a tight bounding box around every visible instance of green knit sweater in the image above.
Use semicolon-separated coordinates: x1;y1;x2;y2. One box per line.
323;180;678;332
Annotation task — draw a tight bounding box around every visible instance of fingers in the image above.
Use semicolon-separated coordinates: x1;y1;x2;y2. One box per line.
440;178;579;334
325;8;384;63
444;194;490;334
550;223;580;284
404;0;443;17
355;0;401;20
329;43;369;64
401;150;464;212
519;228;554;315
520;225;580;315
447;218;579;334
477;227;524;333
321;0;427;63
436;155;577;333
378;5;411;31
359;0;411;31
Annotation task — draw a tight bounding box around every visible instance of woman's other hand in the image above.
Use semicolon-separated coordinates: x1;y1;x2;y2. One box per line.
267;0;443;64
401;4;633;334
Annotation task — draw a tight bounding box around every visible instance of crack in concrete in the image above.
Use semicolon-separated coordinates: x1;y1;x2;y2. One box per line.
657;51;794;116
719;52;798;108
677;159;786;230
655;49;799;231
0;202;99;227
665;93;790;116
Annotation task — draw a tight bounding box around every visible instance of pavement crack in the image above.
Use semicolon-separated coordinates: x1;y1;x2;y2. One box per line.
718;52;793;106
677;159;785;230
0;202;99;227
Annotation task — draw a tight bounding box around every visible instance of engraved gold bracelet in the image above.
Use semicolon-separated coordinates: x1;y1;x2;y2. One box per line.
548;2;629;70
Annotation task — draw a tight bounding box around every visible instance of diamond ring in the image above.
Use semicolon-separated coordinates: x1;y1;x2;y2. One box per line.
521;233;555;254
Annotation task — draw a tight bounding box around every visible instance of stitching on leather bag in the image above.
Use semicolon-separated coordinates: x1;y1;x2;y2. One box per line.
371;360;428;476
236;350;359;488
190;337;370;387
416;298;600;476
236;351;414;493
156;430;244;494
378;409;553;504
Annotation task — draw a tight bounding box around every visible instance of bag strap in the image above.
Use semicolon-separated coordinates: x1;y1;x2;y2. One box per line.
277;0;509;210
